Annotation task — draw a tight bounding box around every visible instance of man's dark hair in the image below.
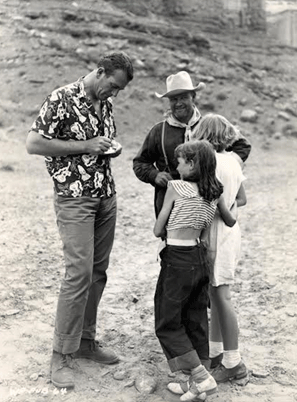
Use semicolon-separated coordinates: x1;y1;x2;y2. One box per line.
97;52;134;82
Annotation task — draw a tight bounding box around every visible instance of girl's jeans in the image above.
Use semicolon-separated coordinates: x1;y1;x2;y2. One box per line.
52;193;117;355
155;243;210;372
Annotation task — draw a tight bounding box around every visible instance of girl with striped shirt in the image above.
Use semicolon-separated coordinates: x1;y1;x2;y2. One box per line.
153;140;234;401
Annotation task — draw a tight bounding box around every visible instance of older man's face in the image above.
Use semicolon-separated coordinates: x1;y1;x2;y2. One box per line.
168;92;195;123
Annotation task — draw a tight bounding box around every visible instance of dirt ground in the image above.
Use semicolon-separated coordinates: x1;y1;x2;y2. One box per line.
1;1;297;402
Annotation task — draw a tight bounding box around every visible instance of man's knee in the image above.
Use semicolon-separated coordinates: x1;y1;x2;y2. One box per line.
62;264;93;292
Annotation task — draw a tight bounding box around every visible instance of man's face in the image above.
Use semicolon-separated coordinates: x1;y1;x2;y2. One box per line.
168;92;195;123
95;68;129;101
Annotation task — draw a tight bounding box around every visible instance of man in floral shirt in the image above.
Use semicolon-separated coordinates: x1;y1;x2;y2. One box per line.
26;52;133;389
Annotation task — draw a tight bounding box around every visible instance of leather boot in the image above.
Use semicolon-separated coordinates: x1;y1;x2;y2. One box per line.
73;339;119;364
50;351;75;389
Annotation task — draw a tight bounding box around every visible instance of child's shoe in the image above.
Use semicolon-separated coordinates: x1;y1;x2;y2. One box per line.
211;360;247;383
210;353;223;369
183;392;207;402
180;375;217;401
167;382;207;401
168;365;217;400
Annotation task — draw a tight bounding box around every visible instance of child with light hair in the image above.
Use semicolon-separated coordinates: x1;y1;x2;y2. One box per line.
194;113;249;383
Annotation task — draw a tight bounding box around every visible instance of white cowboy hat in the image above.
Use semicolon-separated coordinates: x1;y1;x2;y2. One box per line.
155;71;205;98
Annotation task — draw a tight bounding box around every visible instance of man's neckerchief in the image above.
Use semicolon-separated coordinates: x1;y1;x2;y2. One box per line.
165;105;202;142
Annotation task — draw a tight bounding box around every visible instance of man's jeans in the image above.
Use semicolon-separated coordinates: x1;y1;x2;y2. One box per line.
53;194;117;354
155;243;210;372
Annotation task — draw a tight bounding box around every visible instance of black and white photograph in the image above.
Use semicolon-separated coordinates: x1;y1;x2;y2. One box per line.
0;1;296;401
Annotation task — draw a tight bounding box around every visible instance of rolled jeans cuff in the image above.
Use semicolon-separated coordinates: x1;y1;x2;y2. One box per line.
168;350;201;372
53;330;82;355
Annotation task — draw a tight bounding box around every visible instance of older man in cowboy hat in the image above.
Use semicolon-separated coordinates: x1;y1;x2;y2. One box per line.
132;71;251;372
133;71;251;216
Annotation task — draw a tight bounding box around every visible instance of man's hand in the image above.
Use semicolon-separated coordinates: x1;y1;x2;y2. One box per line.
155;171;173;187
26;131;114;157
108;146;122;158
85;136;112;154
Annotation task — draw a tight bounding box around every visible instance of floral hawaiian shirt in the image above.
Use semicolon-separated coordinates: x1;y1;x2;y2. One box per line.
30;78;117;198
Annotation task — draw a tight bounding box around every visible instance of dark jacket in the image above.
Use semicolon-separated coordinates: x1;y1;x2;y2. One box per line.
133;120;251;216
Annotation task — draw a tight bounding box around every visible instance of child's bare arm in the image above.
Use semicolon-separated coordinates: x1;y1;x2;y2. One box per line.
217;195;237;227
230;183;247;215
235;183;246;207
153;185;176;237
219;183;246;227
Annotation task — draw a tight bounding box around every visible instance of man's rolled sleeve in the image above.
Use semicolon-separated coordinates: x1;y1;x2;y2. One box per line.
31;94;65;140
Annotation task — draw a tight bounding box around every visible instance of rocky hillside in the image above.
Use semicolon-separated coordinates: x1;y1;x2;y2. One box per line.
1;0;297;149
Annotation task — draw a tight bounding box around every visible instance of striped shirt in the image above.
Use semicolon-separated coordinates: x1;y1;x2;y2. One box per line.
166;180;217;232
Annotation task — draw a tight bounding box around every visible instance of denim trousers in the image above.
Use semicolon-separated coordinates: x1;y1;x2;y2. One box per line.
52;193;117;354
155;243;210;372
